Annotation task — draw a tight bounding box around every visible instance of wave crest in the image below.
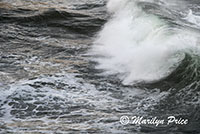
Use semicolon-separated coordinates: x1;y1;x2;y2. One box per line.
91;0;200;85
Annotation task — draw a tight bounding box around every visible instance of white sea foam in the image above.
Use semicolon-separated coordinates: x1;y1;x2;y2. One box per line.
91;0;200;85
184;9;200;27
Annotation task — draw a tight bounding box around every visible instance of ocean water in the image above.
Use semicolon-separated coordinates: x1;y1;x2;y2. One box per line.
0;0;200;133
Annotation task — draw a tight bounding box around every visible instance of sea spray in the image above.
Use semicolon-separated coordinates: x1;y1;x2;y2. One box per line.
91;0;199;85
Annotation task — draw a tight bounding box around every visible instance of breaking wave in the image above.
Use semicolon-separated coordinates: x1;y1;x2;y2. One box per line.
91;0;200;85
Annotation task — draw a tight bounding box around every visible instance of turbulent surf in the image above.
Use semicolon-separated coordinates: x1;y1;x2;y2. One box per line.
0;0;200;133
92;0;200;86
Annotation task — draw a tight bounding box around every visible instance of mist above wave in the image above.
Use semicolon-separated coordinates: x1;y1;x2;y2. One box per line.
91;0;200;85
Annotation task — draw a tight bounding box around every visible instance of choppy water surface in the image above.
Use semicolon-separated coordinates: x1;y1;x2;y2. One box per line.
0;0;200;133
